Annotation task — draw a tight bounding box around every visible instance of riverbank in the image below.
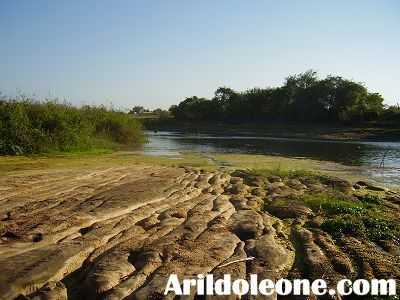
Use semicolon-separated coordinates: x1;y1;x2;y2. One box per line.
1;151;395;192
143;119;400;142
0;153;399;299
0;152;383;187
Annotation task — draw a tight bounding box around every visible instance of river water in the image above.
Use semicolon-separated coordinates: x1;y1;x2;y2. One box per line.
141;131;400;186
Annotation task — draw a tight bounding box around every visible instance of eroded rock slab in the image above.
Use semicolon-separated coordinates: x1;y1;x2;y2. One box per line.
0;166;399;300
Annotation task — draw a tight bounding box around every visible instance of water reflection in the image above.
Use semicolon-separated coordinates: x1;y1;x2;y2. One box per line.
142;131;400;185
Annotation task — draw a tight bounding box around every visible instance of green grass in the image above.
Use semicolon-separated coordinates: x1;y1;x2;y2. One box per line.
299;193;365;215
0;152;215;175
0;98;145;155
321;215;366;238
357;193;382;204
292;193;399;242
321;215;400;242
253;163;399;244
286;191;399;242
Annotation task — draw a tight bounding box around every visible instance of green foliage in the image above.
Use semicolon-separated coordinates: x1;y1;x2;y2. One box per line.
295;191;399;242
129;106;146;115
253;165;399;244
0;98;145;155
299;193;365;215
363;218;399;242
170;96;222;121
321;215;400;242
169;70;385;123
382;104;400;123
357;194;382;205
321;215;366;237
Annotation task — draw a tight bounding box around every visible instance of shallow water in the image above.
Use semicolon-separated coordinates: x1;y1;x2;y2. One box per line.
141;131;400;186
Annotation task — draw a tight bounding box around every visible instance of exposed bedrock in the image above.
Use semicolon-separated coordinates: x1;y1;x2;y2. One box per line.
0;167;398;299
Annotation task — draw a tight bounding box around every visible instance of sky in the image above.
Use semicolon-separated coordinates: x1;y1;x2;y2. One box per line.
0;0;399;110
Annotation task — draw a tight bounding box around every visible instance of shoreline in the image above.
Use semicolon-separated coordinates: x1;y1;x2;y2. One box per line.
143;120;400;143
1;151;397;189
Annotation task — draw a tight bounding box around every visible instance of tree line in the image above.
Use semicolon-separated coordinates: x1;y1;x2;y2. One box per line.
169;71;398;124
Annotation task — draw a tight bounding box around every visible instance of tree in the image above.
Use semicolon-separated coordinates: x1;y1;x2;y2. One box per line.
285;69;318;90
169;71;385;123
129;106;145;115
213;87;238;112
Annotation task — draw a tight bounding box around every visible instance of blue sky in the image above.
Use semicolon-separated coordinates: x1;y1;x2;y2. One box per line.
1;0;399;109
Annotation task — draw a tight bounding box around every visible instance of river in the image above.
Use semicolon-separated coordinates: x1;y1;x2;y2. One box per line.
141;131;400;186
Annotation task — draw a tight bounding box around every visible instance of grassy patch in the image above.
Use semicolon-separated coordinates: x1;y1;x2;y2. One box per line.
321;215;366;238
0;98;145;155
363;217;400;242
321;215;400;242
293;192;399;242
252;164;399;243
299;193;365;216
357;193;382;205
0;152;215;175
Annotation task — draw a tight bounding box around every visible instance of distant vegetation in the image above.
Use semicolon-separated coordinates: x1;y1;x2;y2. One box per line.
169;70;399;124
0;97;145;155
128;106;170;119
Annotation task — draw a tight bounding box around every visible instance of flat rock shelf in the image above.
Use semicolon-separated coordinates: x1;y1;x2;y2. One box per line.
0;166;399;299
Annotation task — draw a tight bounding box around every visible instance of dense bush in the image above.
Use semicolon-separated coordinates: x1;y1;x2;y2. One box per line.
0;98;145;155
170;70;388;123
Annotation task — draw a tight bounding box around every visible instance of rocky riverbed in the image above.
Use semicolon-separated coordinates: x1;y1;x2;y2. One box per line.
0;165;399;299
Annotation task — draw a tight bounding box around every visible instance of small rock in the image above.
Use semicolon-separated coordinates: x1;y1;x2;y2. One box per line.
266;204;313;219
307;183;325;192
230;177;243;184
286;179;306;190
267;175;282;183
229;210;265;240
251;187;266;197
268;181;285;192
275;186;296;198
386;195;400;205
31;281;67;300
229;183;249;195
1;212;11;221
307;215;325;228
356;181;387;192
378;240;400;256
229;195;248;210
246;197;263;209
323;177;353;194
249;176;266;187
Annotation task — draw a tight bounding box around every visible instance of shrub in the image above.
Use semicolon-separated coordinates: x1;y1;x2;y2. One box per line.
0;98;145;155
